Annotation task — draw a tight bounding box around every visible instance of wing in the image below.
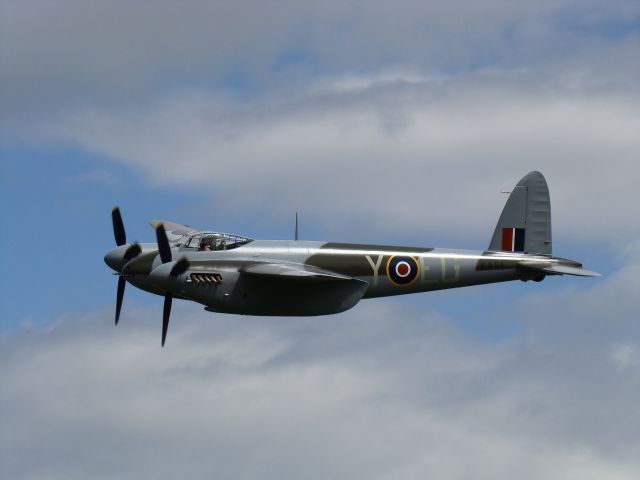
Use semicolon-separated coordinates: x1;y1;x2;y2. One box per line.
184;258;369;316
240;261;368;315
239;262;359;281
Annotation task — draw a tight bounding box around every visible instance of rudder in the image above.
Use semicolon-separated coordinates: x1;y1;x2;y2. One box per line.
488;171;552;255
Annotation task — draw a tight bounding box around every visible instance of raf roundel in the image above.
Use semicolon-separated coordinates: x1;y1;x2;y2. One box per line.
386;255;420;287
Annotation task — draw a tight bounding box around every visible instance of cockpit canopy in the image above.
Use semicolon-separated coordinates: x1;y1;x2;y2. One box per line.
176;232;253;251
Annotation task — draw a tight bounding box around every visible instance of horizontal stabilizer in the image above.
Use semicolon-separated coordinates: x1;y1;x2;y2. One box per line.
541;265;601;277
518;260;601;277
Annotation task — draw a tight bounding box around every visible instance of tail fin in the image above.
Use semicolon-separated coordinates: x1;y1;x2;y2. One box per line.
489;171;552;255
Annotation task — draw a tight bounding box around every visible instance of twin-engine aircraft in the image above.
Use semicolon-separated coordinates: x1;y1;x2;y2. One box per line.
105;171;599;346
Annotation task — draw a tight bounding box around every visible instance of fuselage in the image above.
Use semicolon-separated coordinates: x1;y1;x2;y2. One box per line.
117;239;560;316
236;240;537;297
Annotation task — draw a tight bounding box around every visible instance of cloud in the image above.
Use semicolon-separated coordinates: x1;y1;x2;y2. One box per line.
46;72;640;243
2;0;638;119
2;0;638;244
2;254;639;479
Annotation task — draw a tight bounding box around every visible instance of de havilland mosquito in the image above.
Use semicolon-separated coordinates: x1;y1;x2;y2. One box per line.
105;171;599;346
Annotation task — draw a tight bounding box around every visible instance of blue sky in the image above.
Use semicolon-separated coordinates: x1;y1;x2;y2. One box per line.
0;144;189;323
1;1;639;479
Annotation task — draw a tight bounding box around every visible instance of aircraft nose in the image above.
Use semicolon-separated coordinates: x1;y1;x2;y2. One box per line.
104;246;129;272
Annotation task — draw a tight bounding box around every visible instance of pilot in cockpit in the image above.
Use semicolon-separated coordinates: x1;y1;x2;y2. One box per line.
198;236;213;251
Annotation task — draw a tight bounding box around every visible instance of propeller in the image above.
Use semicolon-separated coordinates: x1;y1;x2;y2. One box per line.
162;296;172;348
170;257;190;277
112;207;127;246
124;242;142;262
156;222;172;264
110;207;141;326
155;223;189;347
115;277;126;326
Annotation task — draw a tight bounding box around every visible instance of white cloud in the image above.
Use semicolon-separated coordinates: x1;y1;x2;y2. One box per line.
611;343;639;368
2;254;640;479
47;74;640;243
2;0;638;118
2;0;638;246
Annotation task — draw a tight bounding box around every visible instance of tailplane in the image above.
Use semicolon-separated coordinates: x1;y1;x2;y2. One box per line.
489;171;552;255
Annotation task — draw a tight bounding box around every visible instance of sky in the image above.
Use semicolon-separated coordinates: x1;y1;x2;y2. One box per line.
1;1;639;478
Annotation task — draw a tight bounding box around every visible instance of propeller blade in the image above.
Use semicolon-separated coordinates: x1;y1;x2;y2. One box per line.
115;276;126;325
156;224;172;264
162;295;172;347
294;212;299;241
170;257;190;277
112;207;126;246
